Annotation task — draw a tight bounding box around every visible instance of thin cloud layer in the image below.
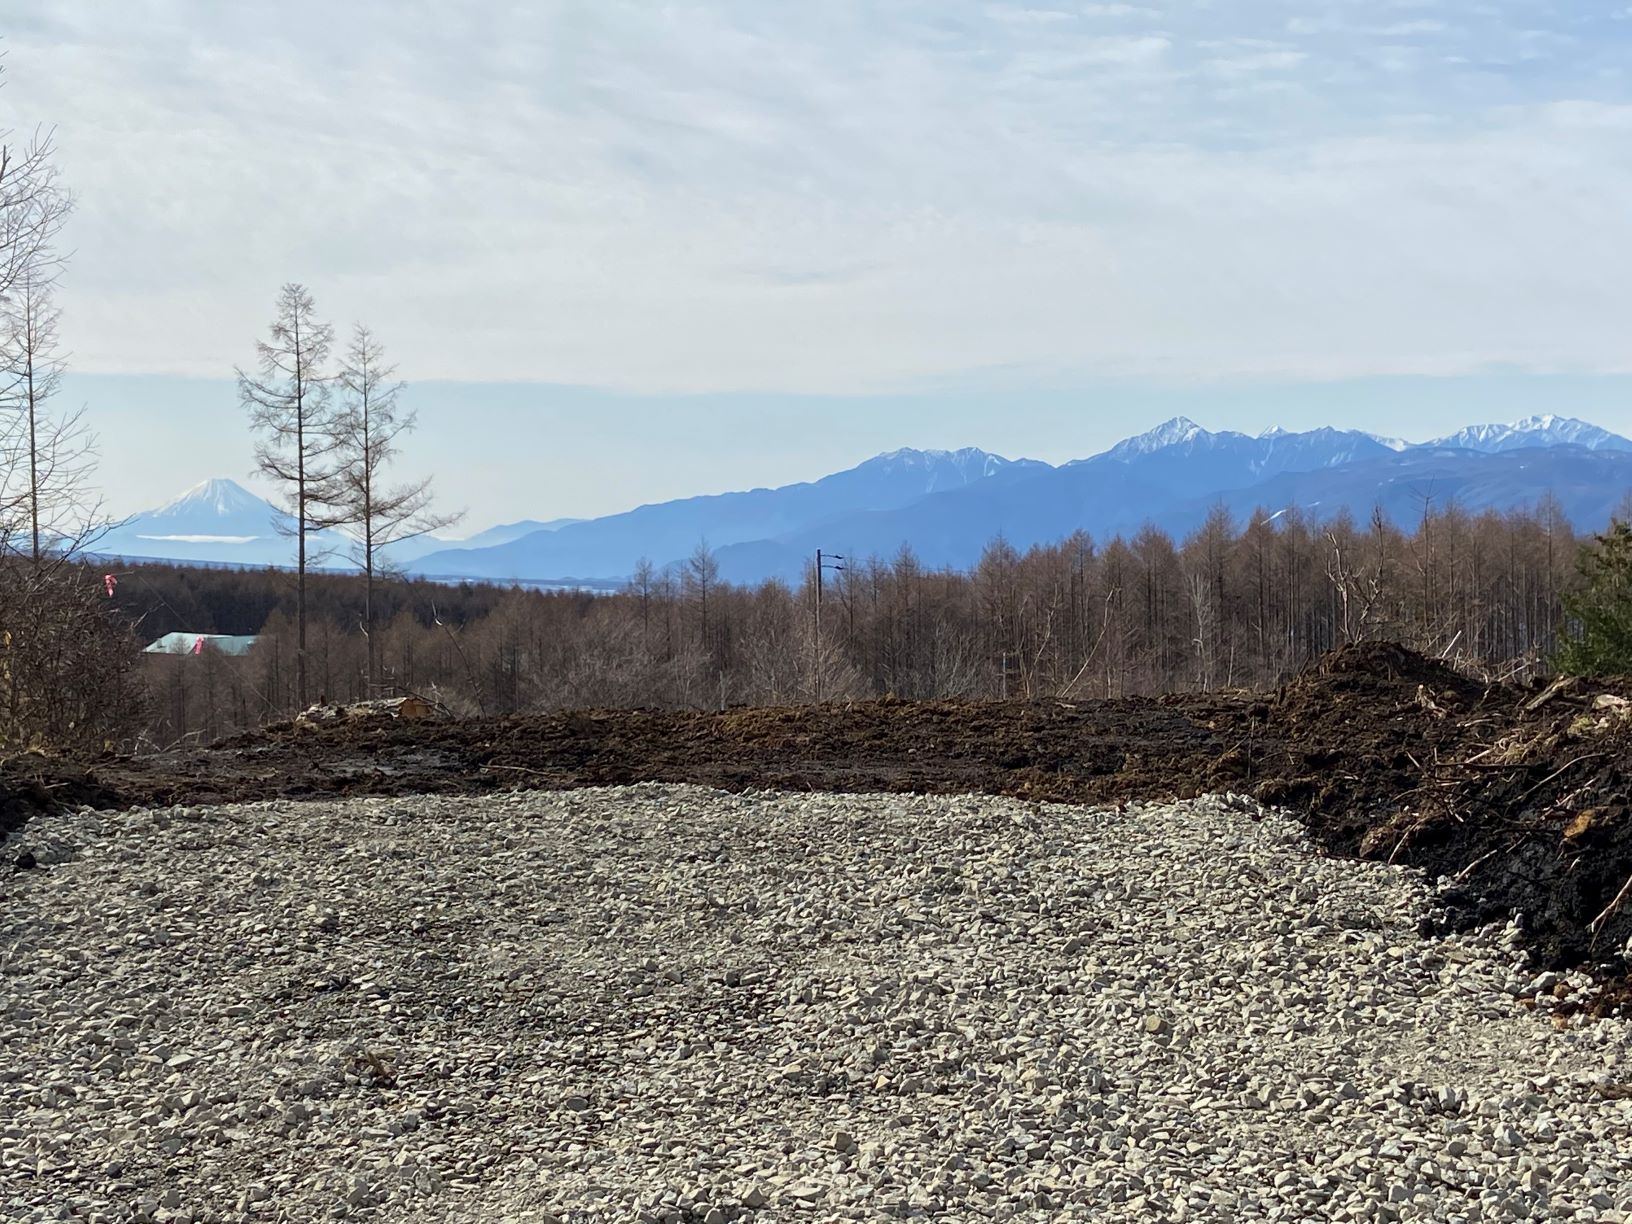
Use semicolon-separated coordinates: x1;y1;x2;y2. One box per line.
8;1;1632;392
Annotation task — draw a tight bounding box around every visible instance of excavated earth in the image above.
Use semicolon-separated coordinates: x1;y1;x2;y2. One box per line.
6;643;1632;991
10;645;1632;1221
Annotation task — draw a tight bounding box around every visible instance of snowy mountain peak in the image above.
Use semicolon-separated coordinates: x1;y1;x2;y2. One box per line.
132;478;289;541
154;478;268;518
863;446;1014;486
870;446;995;466
1107;416;1209;460
1364;432;1410;452
1431;416;1632;454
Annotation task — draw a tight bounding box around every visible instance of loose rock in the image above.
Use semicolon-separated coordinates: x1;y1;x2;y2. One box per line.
2;786;1630;1222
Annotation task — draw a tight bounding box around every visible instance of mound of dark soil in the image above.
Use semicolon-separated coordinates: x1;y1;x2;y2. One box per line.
1357;685;1632;983
1248;644;1503;851
1306;640;1487;692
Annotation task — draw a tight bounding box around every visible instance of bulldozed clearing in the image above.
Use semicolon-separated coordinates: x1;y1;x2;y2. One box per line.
8;642;1632;1004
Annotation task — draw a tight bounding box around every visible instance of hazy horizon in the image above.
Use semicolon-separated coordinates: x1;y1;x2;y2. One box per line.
12;2;1632;523
69;371;1632;527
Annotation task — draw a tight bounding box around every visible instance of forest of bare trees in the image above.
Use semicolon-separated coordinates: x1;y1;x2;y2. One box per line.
135;496;1586;746
0;60;145;753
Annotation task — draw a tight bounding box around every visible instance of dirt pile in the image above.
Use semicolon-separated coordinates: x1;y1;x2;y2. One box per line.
89;696;1236;810
11;643;1632;999
1356;675;1632;979
67;643;1501;816
1242;642;1502;845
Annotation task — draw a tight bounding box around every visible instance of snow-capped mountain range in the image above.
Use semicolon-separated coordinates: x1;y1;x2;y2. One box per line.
1104;414;1632;463
99;415;1632;583
1428;414;1632;454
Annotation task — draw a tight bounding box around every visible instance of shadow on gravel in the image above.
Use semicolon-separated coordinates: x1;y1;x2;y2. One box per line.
9;642;1632;1006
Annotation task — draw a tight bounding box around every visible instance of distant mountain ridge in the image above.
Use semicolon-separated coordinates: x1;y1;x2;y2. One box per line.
1088;418;1399;494
408;446;1043;584
702;415;1632;581
455;518;583;550
1427;414;1632;454
107;414;1632;585
99;479;459;569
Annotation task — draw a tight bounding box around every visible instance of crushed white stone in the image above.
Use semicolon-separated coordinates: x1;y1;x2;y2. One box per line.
3;786;1632;1223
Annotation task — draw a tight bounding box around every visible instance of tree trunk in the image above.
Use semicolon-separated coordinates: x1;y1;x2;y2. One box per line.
296;383;308;709
27;355;39;563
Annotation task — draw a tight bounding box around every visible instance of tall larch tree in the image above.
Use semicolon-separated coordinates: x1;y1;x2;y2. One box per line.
0;266;98;558
330;322;459;692
238;283;336;708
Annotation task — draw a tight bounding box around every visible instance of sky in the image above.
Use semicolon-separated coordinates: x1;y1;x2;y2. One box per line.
8;2;1632;529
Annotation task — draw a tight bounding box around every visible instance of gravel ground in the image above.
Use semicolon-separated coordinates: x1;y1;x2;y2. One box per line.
4;785;1632;1224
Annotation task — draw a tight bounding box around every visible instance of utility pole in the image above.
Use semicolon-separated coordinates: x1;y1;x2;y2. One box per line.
814;549;845;702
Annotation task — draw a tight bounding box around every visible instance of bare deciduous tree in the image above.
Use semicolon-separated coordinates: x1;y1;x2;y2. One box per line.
629;557;657;648
0;268;100;558
238;283;336;708
330;323;459;691
0;61;98;560
0;68;71;309
0;561;144;751
0;58;143;752
686;540;719;654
